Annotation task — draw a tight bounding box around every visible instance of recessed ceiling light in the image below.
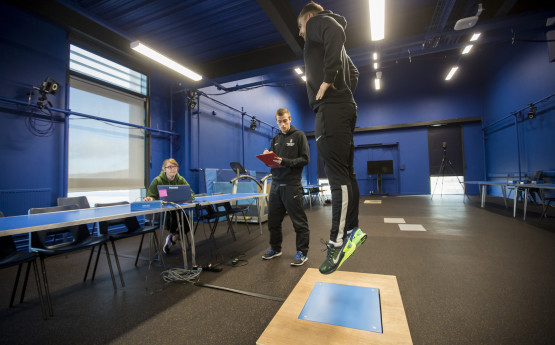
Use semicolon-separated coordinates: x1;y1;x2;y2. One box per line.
445;66;459;81
462;45;473;54
130;41;202;81
470;33;481;41
369;0;385;41
294;67;303;75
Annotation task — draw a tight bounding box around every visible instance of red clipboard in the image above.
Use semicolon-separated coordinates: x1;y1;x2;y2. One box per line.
256;152;284;169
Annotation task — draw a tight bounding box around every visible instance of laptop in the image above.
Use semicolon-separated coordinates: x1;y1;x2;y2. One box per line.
157;185;194;204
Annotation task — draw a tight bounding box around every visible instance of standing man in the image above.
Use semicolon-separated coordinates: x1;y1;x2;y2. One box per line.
298;2;367;274
262;108;310;266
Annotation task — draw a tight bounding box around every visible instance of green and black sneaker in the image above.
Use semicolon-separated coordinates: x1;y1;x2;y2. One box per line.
319;240;346;275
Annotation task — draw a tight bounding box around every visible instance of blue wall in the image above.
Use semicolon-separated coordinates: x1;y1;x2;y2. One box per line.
147;73;177;188
482;36;555;196
183;78;311;191
0;2;68;215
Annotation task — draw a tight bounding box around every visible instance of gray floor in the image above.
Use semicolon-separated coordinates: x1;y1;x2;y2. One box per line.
1;195;554;345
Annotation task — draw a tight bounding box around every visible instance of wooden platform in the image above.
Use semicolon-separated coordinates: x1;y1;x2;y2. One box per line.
257;268;412;345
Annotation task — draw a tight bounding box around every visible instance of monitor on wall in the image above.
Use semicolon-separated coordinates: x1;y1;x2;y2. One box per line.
367;160;394;175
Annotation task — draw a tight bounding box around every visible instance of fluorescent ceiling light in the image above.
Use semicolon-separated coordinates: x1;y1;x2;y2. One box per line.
294;67;303;75
369;0;385;41
301;75;307;82
470;33;481;41
130;41;202;81
373;52;378;61
374;78;381;90
445;66;459;81
373;62;378;70
462;45;473;54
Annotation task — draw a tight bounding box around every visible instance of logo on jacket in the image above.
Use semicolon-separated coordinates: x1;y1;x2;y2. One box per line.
286;139;295;147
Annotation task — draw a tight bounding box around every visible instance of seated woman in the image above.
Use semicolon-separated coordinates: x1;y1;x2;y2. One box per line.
144;158;195;254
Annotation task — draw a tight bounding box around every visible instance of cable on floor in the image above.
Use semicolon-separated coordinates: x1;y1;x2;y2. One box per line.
161;267;202;284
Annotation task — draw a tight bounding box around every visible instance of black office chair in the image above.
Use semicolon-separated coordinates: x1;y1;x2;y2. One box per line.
0;211;47;319
57;196;90;209
302;186;323;208
539;191;555;220
95;201;164;286
194;204;232;240
57;196;97;234
28;204;119;316
214;202;250;236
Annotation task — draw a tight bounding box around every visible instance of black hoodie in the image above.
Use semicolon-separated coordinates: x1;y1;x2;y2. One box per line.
269;125;309;185
303;10;359;112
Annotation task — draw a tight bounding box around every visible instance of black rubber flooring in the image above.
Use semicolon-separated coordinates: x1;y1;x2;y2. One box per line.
0;195;554;345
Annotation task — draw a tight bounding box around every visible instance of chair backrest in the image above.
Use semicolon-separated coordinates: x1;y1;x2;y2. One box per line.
28;204;91;250
95;201;140;235
195;204;216;219
530;170;544;182
216;202;233;213
57;196;91;209
0;210;18;259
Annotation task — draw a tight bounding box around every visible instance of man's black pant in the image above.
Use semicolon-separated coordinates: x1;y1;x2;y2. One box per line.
268;184;310;256
315;102;360;244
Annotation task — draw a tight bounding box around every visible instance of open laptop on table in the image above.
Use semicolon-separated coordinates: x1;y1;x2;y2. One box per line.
157;185;194;204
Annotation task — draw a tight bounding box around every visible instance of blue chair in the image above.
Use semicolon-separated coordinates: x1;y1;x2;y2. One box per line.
0;210;47;319
28;204;119;316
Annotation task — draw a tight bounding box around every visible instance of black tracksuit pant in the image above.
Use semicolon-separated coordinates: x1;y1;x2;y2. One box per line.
315;102;360;244
268;184;310;256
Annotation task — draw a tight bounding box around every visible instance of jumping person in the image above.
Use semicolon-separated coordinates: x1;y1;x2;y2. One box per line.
297;2;367;274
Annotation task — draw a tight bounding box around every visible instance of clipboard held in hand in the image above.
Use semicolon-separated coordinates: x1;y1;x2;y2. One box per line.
256;152;283;169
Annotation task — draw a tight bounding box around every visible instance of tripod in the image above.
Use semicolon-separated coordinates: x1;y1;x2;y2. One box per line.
431;144;465;199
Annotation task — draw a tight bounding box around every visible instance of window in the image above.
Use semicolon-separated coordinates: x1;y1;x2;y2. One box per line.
70;45;147;95
68;45;147;203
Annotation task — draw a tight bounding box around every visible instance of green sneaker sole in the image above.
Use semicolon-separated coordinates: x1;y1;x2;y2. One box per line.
338;232;367;269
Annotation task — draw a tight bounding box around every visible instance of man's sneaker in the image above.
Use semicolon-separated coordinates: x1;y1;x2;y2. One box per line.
340;227;367;268
347;227;368;246
291;251;308;266
262;249;282;260
319;240;346;275
163;234;175;254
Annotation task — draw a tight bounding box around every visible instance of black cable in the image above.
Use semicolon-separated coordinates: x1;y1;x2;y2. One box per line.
25;106;56;137
203;82;301;96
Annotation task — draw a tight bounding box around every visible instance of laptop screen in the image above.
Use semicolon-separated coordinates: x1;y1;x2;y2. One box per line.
157;185;193;204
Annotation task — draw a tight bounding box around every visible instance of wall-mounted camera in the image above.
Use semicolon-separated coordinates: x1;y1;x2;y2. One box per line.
40;77;59;95
187;90;198;109
528;104;537;119
33;77;59;109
